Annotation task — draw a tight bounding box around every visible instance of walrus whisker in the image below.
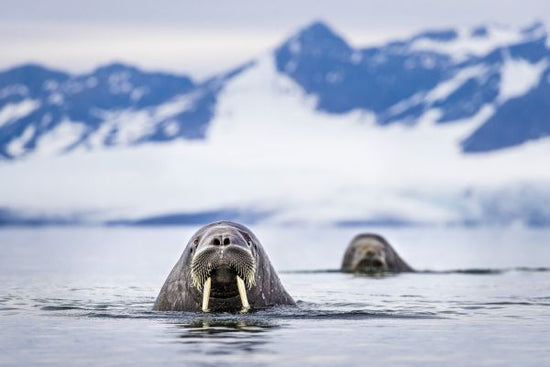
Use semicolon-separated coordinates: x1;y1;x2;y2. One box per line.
236;275;250;312
191;246;256;291
202;277;211;312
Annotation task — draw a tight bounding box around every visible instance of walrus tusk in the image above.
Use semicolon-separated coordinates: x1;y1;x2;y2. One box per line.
202;277;211;312
236;275;250;312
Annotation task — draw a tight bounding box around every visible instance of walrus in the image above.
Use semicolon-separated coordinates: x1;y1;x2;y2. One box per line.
153;221;295;312
341;233;414;273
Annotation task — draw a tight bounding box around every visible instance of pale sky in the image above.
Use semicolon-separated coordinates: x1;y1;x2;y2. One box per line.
1;0;548;79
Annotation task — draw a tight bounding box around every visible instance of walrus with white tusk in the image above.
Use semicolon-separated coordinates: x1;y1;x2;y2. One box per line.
341;233;414;273
153;221;295;312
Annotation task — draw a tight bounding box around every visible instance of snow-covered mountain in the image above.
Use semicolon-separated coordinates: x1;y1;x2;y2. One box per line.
1;21;549;227
0;62;251;158
276;22;550;152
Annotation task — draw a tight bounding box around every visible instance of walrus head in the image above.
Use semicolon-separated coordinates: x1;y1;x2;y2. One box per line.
153;221;296;312
341;234;414;273
346;238;389;273
189;224;257;312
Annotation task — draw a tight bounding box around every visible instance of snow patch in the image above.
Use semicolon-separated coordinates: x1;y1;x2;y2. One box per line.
40;113;53;128
130;87;148;102
48;93;64;105
0;100;40;127
34;120;87;156
289;39;301;54
411;25;526;61
43;80;59;91
86;94;196;147
426;65;487;103
155;94;195;119
498;58;547;103
63;81;85;94
163;121;180;136
421;55;436;69
7;125;35;157
385;92;425;118
92;110;154;146
0;84;29;99
108;72;133;94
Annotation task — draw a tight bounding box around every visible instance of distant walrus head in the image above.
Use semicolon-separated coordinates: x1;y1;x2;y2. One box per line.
341;234;414;273
153;221;295;312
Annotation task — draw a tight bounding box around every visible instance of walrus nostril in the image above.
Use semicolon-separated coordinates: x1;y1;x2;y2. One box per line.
223;238;231;246
366;250;374;258
213;238;221;246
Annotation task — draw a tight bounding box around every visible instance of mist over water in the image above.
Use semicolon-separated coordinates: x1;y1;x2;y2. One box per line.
1;226;549;366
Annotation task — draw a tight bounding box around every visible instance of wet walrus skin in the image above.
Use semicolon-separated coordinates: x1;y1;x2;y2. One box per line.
153;221;295;312
341;234;414;273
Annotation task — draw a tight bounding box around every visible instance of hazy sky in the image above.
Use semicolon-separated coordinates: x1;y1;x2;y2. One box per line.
1;0;548;78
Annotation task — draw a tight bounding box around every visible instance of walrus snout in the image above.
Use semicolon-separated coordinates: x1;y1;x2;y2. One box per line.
356;256;387;272
355;249;387;270
190;245;256;291
190;235;256;312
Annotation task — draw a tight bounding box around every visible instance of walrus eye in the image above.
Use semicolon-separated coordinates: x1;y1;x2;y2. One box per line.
239;231;253;247
190;238;199;254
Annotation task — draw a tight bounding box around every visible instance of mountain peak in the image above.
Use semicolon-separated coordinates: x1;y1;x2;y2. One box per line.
0;63;69;79
298;20;337;37
91;62;141;76
295;20;348;44
278;20;352;60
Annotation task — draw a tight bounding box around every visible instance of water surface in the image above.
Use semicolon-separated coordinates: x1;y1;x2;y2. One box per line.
1;226;549;366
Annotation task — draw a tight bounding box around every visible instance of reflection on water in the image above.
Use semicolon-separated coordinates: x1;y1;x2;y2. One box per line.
170;318;279;355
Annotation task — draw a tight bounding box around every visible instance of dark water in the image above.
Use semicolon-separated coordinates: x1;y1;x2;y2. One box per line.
1;227;549;366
